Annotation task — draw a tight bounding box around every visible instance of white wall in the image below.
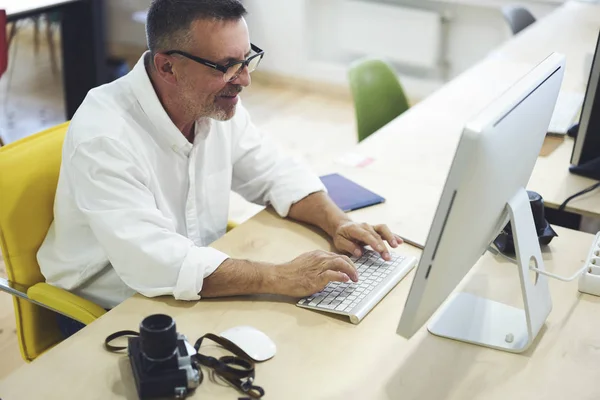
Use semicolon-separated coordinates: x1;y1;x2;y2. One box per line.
104;0;563;100
244;0;308;79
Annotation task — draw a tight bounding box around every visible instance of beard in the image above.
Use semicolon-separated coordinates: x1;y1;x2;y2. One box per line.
182;84;243;122
210;84;243;121
204;102;232;121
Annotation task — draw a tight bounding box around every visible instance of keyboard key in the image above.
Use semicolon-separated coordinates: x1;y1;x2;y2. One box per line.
308;298;325;307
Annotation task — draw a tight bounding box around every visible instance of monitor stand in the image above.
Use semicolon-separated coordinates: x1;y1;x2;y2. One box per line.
569;156;600;180
427;187;552;353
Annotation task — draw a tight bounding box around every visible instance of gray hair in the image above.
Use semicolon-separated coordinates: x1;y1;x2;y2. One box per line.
146;0;247;55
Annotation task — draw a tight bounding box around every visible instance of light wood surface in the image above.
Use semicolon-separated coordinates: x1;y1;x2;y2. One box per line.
496;1;600;217
326;0;600;247
0;211;596;399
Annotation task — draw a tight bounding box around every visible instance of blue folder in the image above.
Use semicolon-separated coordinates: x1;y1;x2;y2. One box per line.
319;173;386;212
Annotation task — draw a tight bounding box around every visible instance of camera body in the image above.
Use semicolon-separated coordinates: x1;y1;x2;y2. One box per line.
128;315;201;399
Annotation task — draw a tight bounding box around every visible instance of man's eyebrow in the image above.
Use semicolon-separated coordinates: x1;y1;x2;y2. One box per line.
218;49;252;64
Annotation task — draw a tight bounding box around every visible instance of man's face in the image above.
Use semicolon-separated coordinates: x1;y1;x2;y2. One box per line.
175;18;252;121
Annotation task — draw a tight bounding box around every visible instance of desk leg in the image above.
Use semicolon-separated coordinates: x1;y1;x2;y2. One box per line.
60;0;108;120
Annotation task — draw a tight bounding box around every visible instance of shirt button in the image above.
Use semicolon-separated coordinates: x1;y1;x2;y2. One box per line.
171;144;178;153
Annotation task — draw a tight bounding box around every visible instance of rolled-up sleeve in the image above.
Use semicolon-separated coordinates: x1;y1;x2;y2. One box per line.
68;137;228;300
230;104;326;217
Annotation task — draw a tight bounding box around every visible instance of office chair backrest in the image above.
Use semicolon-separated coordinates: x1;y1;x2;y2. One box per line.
502;5;536;35
348;57;410;142
0;9;7;77
0;122;69;361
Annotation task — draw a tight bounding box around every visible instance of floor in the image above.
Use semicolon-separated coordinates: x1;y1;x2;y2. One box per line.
0;23;360;379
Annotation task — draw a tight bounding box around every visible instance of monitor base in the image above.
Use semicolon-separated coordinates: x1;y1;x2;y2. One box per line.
569;156;600;181
427;188;552;353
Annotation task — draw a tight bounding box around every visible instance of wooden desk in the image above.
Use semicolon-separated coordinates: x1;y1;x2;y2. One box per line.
1;0;109;120
2;2;600;399
495;1;600;218
1;0;76;19
0;213;596;399
328;0;600;247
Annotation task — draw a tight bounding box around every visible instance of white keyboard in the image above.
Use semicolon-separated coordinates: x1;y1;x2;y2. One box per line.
296;250;417;324
547;91;584;135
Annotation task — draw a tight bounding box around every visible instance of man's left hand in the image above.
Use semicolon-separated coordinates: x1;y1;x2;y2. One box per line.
332;221;403;261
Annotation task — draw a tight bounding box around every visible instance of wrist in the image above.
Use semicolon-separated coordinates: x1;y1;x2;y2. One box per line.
261;263;285;295
324;214;352;238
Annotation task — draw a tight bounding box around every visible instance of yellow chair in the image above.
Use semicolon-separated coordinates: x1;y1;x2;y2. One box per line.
0;122;107;362
0;122;239;362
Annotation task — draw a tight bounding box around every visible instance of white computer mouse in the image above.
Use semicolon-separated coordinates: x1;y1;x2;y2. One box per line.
220;325;276;362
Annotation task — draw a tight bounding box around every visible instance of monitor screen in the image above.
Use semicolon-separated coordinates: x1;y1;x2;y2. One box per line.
570;30;600;169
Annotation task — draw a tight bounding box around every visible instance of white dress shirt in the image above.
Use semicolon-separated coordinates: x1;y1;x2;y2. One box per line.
37;53;325;309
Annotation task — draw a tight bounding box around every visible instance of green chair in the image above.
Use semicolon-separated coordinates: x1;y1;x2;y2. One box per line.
348;57;410;142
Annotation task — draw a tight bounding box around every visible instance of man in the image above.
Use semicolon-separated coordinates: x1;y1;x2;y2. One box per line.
37;0;403;321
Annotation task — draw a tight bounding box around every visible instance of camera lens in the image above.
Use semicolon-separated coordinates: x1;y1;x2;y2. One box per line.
139;314;177;360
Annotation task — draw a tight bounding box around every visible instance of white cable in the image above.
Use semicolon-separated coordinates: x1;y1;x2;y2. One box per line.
529;265;589;282
487;245;588;282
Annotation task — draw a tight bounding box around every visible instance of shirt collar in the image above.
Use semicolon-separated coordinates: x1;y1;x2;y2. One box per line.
129;51;195;156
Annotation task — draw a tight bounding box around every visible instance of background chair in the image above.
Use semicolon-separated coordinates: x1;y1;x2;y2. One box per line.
348;57;410;143
0;9;7;79
5;12;60;76
0;122;107;362
1;9;7;147
31;13;61;76
502;5;536;35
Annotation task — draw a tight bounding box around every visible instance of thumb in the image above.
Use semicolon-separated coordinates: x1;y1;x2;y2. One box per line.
335;236;363;258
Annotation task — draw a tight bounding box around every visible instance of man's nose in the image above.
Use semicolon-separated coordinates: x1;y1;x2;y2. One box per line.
232;65;251;87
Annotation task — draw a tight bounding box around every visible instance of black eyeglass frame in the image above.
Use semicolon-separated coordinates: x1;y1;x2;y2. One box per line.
164;44;264;81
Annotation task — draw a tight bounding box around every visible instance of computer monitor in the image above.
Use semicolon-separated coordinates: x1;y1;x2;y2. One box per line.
570;30;600;180
397;53;565;353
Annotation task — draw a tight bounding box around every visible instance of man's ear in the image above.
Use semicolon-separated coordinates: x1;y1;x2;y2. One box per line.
153;53;178;85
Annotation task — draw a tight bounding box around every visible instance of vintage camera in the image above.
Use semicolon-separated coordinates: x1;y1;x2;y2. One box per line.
128;314;201;399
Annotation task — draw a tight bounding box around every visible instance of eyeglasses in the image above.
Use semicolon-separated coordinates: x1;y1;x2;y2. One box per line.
164;44;264;83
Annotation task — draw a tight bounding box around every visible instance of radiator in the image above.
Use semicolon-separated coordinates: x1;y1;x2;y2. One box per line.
337;0;444;71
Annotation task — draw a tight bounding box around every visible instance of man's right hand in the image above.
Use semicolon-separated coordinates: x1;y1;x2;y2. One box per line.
271;250;359;298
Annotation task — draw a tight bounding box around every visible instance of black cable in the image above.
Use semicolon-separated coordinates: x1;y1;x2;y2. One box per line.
558;182;600;212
